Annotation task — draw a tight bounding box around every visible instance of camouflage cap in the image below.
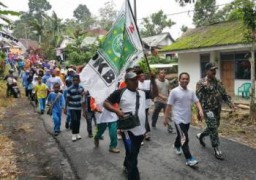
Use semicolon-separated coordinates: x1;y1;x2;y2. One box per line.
205;62;218;70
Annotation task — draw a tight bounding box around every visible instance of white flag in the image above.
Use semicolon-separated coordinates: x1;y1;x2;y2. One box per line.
80;0;143;104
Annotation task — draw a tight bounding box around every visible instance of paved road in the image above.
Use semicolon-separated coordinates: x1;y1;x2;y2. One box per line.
41;112;256;180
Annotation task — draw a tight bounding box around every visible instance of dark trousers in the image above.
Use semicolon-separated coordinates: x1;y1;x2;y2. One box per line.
174;123;192;159
70;110;81;134
84;111;96;135
6;84;11;96
201;108;221;147
151;102;166;127
145;108;150;133
121;131;144;180
27;89;32;99
25;88;29;97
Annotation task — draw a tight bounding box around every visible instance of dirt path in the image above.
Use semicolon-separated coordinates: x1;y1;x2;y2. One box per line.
0;96;75;179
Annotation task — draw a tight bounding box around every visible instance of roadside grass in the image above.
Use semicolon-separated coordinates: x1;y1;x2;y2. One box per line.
0;80;15;118
0;78;18;179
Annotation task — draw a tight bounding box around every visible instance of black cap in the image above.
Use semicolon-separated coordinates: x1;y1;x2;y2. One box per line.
205;62;218;70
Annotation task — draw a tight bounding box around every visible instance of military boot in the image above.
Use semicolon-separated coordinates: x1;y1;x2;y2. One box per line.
214;147;224;160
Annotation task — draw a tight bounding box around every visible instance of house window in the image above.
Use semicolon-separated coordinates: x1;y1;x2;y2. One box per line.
235;60;251;79
200;54;210;78
221;52;251;80
235;53;250;80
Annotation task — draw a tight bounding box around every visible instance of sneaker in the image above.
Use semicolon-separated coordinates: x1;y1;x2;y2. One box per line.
214;147;224;160
94;138;99;147
65;122;69;129
117;134;122;140
72;135;77;142
76;134;82;140
145;133;151;141
40;110;44;115
186;157;199;166
167;124;175;133
88;134;93;138
141;141;144;146
196;133;206;147
99;136;104;140
173;145;182;155
123;166;128;174
109;148;120;153
54;132;59;136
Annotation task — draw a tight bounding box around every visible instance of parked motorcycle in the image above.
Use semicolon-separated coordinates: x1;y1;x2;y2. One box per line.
6;76;21;98
10;82;21;98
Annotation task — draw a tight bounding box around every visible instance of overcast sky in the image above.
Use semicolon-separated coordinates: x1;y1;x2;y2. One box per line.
2;0;234;39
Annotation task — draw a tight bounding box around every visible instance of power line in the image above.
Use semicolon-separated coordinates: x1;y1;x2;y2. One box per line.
136;2;232;21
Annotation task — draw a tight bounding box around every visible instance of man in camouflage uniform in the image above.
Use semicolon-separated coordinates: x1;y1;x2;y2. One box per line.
196;62;235;160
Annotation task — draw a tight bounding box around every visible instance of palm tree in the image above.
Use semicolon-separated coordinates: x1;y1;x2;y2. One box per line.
0;1;19;28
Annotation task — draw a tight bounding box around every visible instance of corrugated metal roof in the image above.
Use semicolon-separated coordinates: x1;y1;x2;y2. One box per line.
142;32;174;47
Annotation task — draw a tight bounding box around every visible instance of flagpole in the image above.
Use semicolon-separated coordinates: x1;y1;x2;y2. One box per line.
134;0;137;22
127;0;151;74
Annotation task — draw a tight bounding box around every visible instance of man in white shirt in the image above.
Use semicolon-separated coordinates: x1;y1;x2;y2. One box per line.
46;69;64;92
164;72;204;167
137;70;151;140
104;71;157;180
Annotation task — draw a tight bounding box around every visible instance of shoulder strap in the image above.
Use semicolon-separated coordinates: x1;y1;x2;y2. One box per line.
135;90;140;116
52;93;60;105
118;87;127;103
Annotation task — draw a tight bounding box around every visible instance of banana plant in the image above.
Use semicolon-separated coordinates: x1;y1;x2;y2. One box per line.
0;1;20;28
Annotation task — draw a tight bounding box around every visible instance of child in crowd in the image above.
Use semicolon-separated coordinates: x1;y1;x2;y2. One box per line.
64;75;84;141
47;83;65;136
34;76;48;114
83;91;97;137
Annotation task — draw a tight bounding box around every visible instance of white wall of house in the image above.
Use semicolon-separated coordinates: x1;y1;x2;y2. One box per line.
178;53;200;90
178;52;253;97
178;52;221;90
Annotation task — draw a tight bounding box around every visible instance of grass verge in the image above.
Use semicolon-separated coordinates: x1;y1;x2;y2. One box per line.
0;80;18;179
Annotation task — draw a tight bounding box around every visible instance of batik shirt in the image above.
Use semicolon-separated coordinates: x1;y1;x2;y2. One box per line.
196;77;233;111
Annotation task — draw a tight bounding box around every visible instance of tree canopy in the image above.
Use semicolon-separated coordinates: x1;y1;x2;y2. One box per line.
73;4;91;22
193;0;218;27
98;1;117;31
140;10;175;37
28;0;51;14
176;0;195;6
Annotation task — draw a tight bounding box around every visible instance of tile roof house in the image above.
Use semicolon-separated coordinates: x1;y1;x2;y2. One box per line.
161;20;252;95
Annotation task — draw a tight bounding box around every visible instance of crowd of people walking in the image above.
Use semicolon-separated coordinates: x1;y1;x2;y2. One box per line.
4;52;236;180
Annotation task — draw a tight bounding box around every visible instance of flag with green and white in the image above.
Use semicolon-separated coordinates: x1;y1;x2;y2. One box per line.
80;0;143;104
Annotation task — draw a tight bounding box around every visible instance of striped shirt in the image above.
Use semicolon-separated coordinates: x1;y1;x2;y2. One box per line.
66;85;84;110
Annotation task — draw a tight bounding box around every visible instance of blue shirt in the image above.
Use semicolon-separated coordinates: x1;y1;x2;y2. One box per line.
42;74;51;84
65;75;73;87
22;73;29;87
17;60;24;68
66;85;84;110
47;92;65;112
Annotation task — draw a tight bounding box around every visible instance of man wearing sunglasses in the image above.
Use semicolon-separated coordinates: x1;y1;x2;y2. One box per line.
196;62;236;160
